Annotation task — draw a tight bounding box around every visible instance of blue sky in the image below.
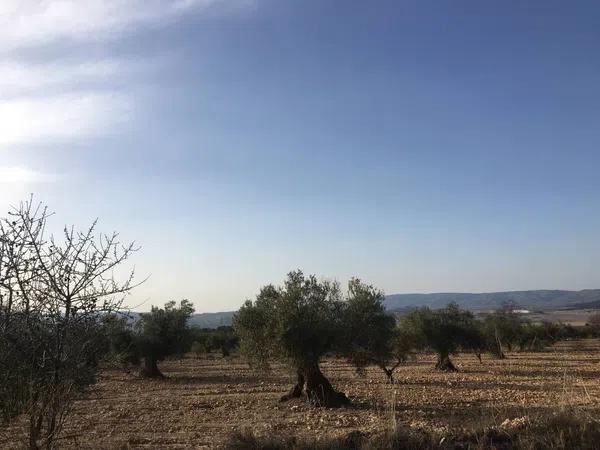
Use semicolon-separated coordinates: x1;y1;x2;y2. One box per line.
1;0;599;311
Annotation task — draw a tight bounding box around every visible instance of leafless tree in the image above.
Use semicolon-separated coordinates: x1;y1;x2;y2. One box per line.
0;197;141;449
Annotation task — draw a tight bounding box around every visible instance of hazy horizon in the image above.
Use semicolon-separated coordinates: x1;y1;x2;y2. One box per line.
2;0;599;312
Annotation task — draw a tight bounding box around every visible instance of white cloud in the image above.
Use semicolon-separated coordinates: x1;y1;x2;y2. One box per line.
0;166;56;183
0;0;254;149
0;0;254;49
0;60;121;96
0;57;148;147
0;92;131;147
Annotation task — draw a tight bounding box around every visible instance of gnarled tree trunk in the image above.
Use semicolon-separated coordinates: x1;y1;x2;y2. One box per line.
435;354;457;372
140;356;164;378
280;363;349;407
280;369;304;402
305;364;349;407
379;360;403;383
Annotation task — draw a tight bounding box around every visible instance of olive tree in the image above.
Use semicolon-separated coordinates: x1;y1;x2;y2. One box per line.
0;198;139;449
400;302;482;371
483;308;524;358
234;271;350;407
135;299;195;378
342;278;404;382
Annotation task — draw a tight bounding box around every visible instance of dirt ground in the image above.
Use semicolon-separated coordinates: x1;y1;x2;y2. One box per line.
3;339;600;449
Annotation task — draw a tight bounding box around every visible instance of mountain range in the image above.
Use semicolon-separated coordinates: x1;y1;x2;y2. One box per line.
127;289;600;329
383;289;600;311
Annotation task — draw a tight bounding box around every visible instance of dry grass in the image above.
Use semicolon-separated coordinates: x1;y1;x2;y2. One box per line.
225;410;600;450
2;340;600;449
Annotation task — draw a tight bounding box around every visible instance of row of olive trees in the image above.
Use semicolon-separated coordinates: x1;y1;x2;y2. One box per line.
231;271;588;408
0;198;139;449
232;271;487;407
103;301;240;378
190;326;239;358
479;307;587;357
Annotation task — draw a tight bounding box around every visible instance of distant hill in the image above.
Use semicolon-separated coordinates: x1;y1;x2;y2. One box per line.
188;311;235;328
121;289;600;329
560;299;600;310
384;289;600;311
116;311;236;329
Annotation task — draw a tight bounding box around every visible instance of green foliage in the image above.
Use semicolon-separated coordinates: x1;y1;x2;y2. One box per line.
101;314;140;366
190;339;209;357
210;326;239;357
391;325;421;362
190;326;239;358
342;278;397;377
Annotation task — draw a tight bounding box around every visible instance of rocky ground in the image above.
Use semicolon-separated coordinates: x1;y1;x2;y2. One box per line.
2;339;600;449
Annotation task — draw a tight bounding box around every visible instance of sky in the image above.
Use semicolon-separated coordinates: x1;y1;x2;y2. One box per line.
1;0;599;312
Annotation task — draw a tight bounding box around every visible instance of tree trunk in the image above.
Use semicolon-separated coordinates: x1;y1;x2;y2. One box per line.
280;369;305;402
29;411;42;450
380;360;402;384
140;356;164;378
494;329;506;359
492;341;506;359
304;364;349;407
280;364;349;407
435;354;457;372
383;368;394;383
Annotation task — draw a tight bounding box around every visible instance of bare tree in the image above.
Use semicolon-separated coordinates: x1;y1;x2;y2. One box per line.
0;197;141;449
